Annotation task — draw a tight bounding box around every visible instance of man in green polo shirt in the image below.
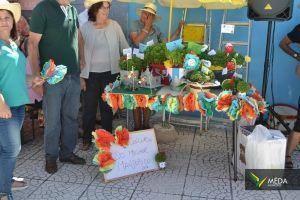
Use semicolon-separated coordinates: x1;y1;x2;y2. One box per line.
28;0;85;174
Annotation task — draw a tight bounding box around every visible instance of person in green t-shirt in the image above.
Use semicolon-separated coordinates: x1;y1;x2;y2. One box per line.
28;0;86;174
0;1;42;198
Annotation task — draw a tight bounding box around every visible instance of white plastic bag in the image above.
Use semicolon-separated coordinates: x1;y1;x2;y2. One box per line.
234;125;253;175
245;125;286;169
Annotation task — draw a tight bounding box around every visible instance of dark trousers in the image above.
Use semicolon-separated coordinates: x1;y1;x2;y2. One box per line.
82;72;118;143
43;74;81;162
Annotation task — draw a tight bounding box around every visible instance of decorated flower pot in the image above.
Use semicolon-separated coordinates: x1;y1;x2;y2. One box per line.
153;123;177;144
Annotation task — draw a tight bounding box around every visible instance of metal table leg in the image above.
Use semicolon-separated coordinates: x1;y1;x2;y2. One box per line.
233;120;238;181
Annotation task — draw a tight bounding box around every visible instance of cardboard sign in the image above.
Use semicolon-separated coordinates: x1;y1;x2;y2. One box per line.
221;24;235;34
182;24;205;43
139;43;148;53
123;48;132;56
104;129;159;182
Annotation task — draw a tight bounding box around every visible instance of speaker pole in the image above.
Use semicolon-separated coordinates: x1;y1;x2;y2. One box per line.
261;21;272;99
261;21;273;99
259;21;292;133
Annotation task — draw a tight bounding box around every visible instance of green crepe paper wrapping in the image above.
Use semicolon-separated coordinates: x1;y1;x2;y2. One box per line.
165;96;180;114
123;94;136;110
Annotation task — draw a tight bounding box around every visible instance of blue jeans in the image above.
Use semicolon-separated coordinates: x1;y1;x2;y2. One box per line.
43;74;81;162
0;106;25;199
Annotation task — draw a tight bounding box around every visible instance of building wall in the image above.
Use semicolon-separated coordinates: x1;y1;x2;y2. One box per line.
127;1;300;107
18;0;300;107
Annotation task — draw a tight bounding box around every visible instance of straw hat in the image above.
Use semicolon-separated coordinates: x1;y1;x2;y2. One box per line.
84;0;112;9
0;0;21;22
138;2;161;20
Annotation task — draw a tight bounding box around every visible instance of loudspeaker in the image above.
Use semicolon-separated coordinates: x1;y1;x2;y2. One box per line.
248;0;293;21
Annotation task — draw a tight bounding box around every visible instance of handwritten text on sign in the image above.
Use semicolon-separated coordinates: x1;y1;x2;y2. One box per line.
104;129;159;181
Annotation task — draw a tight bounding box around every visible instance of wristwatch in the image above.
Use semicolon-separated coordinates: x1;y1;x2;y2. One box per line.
293;53;298;58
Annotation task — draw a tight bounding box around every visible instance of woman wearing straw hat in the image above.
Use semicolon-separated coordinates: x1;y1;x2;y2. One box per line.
0;1;42;199
79;0;129;150
130;2;183;131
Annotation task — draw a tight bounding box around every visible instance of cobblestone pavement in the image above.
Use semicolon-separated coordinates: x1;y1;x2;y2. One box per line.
14;116;300;200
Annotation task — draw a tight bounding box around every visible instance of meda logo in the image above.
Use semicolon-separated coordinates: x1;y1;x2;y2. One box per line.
248;172;268;189
267;177;288;187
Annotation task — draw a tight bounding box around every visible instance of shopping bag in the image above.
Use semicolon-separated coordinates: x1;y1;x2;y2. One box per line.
245;125;286;169
235;125;254;175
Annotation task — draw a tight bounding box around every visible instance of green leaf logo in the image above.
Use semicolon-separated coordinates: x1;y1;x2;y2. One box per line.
249;172;268;189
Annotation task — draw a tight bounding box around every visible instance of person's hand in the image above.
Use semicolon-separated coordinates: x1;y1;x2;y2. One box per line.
178;20;185;30
80;78;86;91
32;75;45;88
144;14;154;30
0;102;12;119
176;20;185;36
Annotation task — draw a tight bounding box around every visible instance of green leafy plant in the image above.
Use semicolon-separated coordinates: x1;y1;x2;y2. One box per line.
209;50;228;67
208;51;245;68
155;152;167;163
231;53;245;66
221;78;250;93
144;43;167;65
166;48;188;67
119;56;145;71
186;69;215;83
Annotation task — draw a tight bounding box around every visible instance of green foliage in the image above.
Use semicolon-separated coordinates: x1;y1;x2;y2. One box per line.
208;51;245;67
155;152;167;162
221;78;250;93
221;79;233;90
237;81;250;93
186;69;215;83
209;51;228;67
119;56;145;71
233;53;246;66
166;48;188;67
198;51;211;61
144;43;167;65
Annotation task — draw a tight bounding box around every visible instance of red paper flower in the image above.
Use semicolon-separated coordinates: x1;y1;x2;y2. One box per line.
115;127;129;147
226;61;235;71
148;97;156;105
225;43;234;54
178;95;184;111
216;93;233;111
184;93;196;112
94;129;115;151
118;94;124;109
109;94;119;110
98;152;116;168
135;95;147;108
250;91;263;102
240;101;256;122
